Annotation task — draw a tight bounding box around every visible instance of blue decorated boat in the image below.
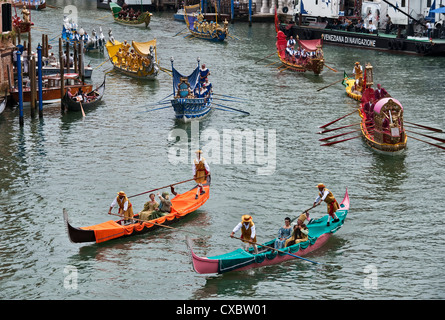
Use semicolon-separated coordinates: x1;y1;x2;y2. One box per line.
170;58;213;122
187;189;349;274
183;4;229;42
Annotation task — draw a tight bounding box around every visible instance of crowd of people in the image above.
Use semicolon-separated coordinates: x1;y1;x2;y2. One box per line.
230;183;341;254
109;150;210;224
284;36;323;65
117;5;143;21
114;40;156;73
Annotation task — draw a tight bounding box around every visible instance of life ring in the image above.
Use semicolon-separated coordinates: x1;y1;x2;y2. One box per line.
388;40;393;49
282;6;288;13
397;40;404;50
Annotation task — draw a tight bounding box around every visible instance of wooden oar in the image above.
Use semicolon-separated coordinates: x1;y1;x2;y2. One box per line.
139;105;171;113
319;109;359;128
324;63;338;72
173;27;188;37
408;135;445;150
405;121;443;133
230;236;321;265
213;93;247;101
127;175;210;198
254;52;276;64
319;129;361;141
79;101;85;117
289;204;319;223
212;102;250;115
316;78;345;92
321;135;361;146
109;213;204;236
318;122;363;134
406;130;445;143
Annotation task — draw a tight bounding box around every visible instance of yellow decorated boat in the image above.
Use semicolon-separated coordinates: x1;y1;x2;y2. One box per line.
105;38;159;79
344;77;362;101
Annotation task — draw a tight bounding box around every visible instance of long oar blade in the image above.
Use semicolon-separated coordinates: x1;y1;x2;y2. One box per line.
318;122;362;134
212;102;250;115
319;109;359;128
321;135;361;146
405;121;443;133
319;129;360;141
406;130;445;143
408;135;445;150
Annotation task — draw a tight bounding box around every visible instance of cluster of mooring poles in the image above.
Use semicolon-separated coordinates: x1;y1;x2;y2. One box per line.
12;30;85;126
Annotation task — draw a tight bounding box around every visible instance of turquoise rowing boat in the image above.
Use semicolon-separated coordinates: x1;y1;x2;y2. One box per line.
188;189;349;274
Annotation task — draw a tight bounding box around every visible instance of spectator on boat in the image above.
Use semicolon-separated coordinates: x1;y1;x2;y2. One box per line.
313;183;340;226
13;47;18;69
67;88;74;100
199;64;210;85
274;217;292;249
230;215;259;254
426;21;433;38
138;193;159;221
368;20;377;34
285;218;309;247
385;15;393;34
22;49;29;74
48;52;57;65
108;191;134;224
193;150;210;199
158;192;172;213
374;84;388;100
355;19;365;32
203;78;212;95
69;53;74;68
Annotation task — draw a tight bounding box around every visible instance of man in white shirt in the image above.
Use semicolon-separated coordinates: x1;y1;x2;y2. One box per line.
230;215;258;254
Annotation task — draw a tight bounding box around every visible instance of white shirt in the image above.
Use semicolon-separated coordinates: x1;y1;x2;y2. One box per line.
110;197;128;211
192;157;210;175
315;188;329;203
232;222;256;239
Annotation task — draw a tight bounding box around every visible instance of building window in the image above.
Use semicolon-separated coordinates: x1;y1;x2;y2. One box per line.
2;3;12;33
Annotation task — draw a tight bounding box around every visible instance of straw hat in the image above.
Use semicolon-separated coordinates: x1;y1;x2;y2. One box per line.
317;183;325;189
117;191;126;196
242;215;252;223
195;150;203;154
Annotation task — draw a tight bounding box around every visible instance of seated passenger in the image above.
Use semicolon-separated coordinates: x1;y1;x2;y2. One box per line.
274;217;292;249
285;216;309;247
148;192;172;219
139;193;159;221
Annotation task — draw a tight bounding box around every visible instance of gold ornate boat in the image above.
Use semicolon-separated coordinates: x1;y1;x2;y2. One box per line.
105;38;159;79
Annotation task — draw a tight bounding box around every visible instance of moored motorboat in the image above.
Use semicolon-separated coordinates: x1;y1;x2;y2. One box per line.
10;73;93;105
64;181;210;244
188;189;349;274
0;95;7;114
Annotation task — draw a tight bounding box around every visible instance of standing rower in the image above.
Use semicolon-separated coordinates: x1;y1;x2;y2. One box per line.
193;150;210;199
230;215;258;254
108;191;134;224
313;183;340;226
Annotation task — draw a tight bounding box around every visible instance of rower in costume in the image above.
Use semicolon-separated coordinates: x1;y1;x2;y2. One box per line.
199;64;210;85
313;183;340;226
108;191;134;224
230;215;258;254
193;150;210;199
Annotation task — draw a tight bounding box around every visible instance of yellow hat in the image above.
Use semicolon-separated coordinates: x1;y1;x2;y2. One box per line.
317;183;325;188
242;215;252;222
297;213;307;224
117;191;126;196
195;150;203;154
355;61;360;64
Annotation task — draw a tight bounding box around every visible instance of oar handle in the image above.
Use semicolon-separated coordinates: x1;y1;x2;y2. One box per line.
108;213;204;236
128;174;210;198
290;204;318;223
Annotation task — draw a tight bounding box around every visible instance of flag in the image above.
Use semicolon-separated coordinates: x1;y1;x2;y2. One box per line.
341;71;348;87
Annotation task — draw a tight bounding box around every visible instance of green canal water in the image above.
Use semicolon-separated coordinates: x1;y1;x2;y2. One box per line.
1;0;445;300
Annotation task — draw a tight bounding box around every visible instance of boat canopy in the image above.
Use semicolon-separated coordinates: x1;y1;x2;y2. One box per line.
172;65;200;92
298;39;322;52
105;39;123;61
374;97;403;114
132;39;157;57
184;4;200;30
